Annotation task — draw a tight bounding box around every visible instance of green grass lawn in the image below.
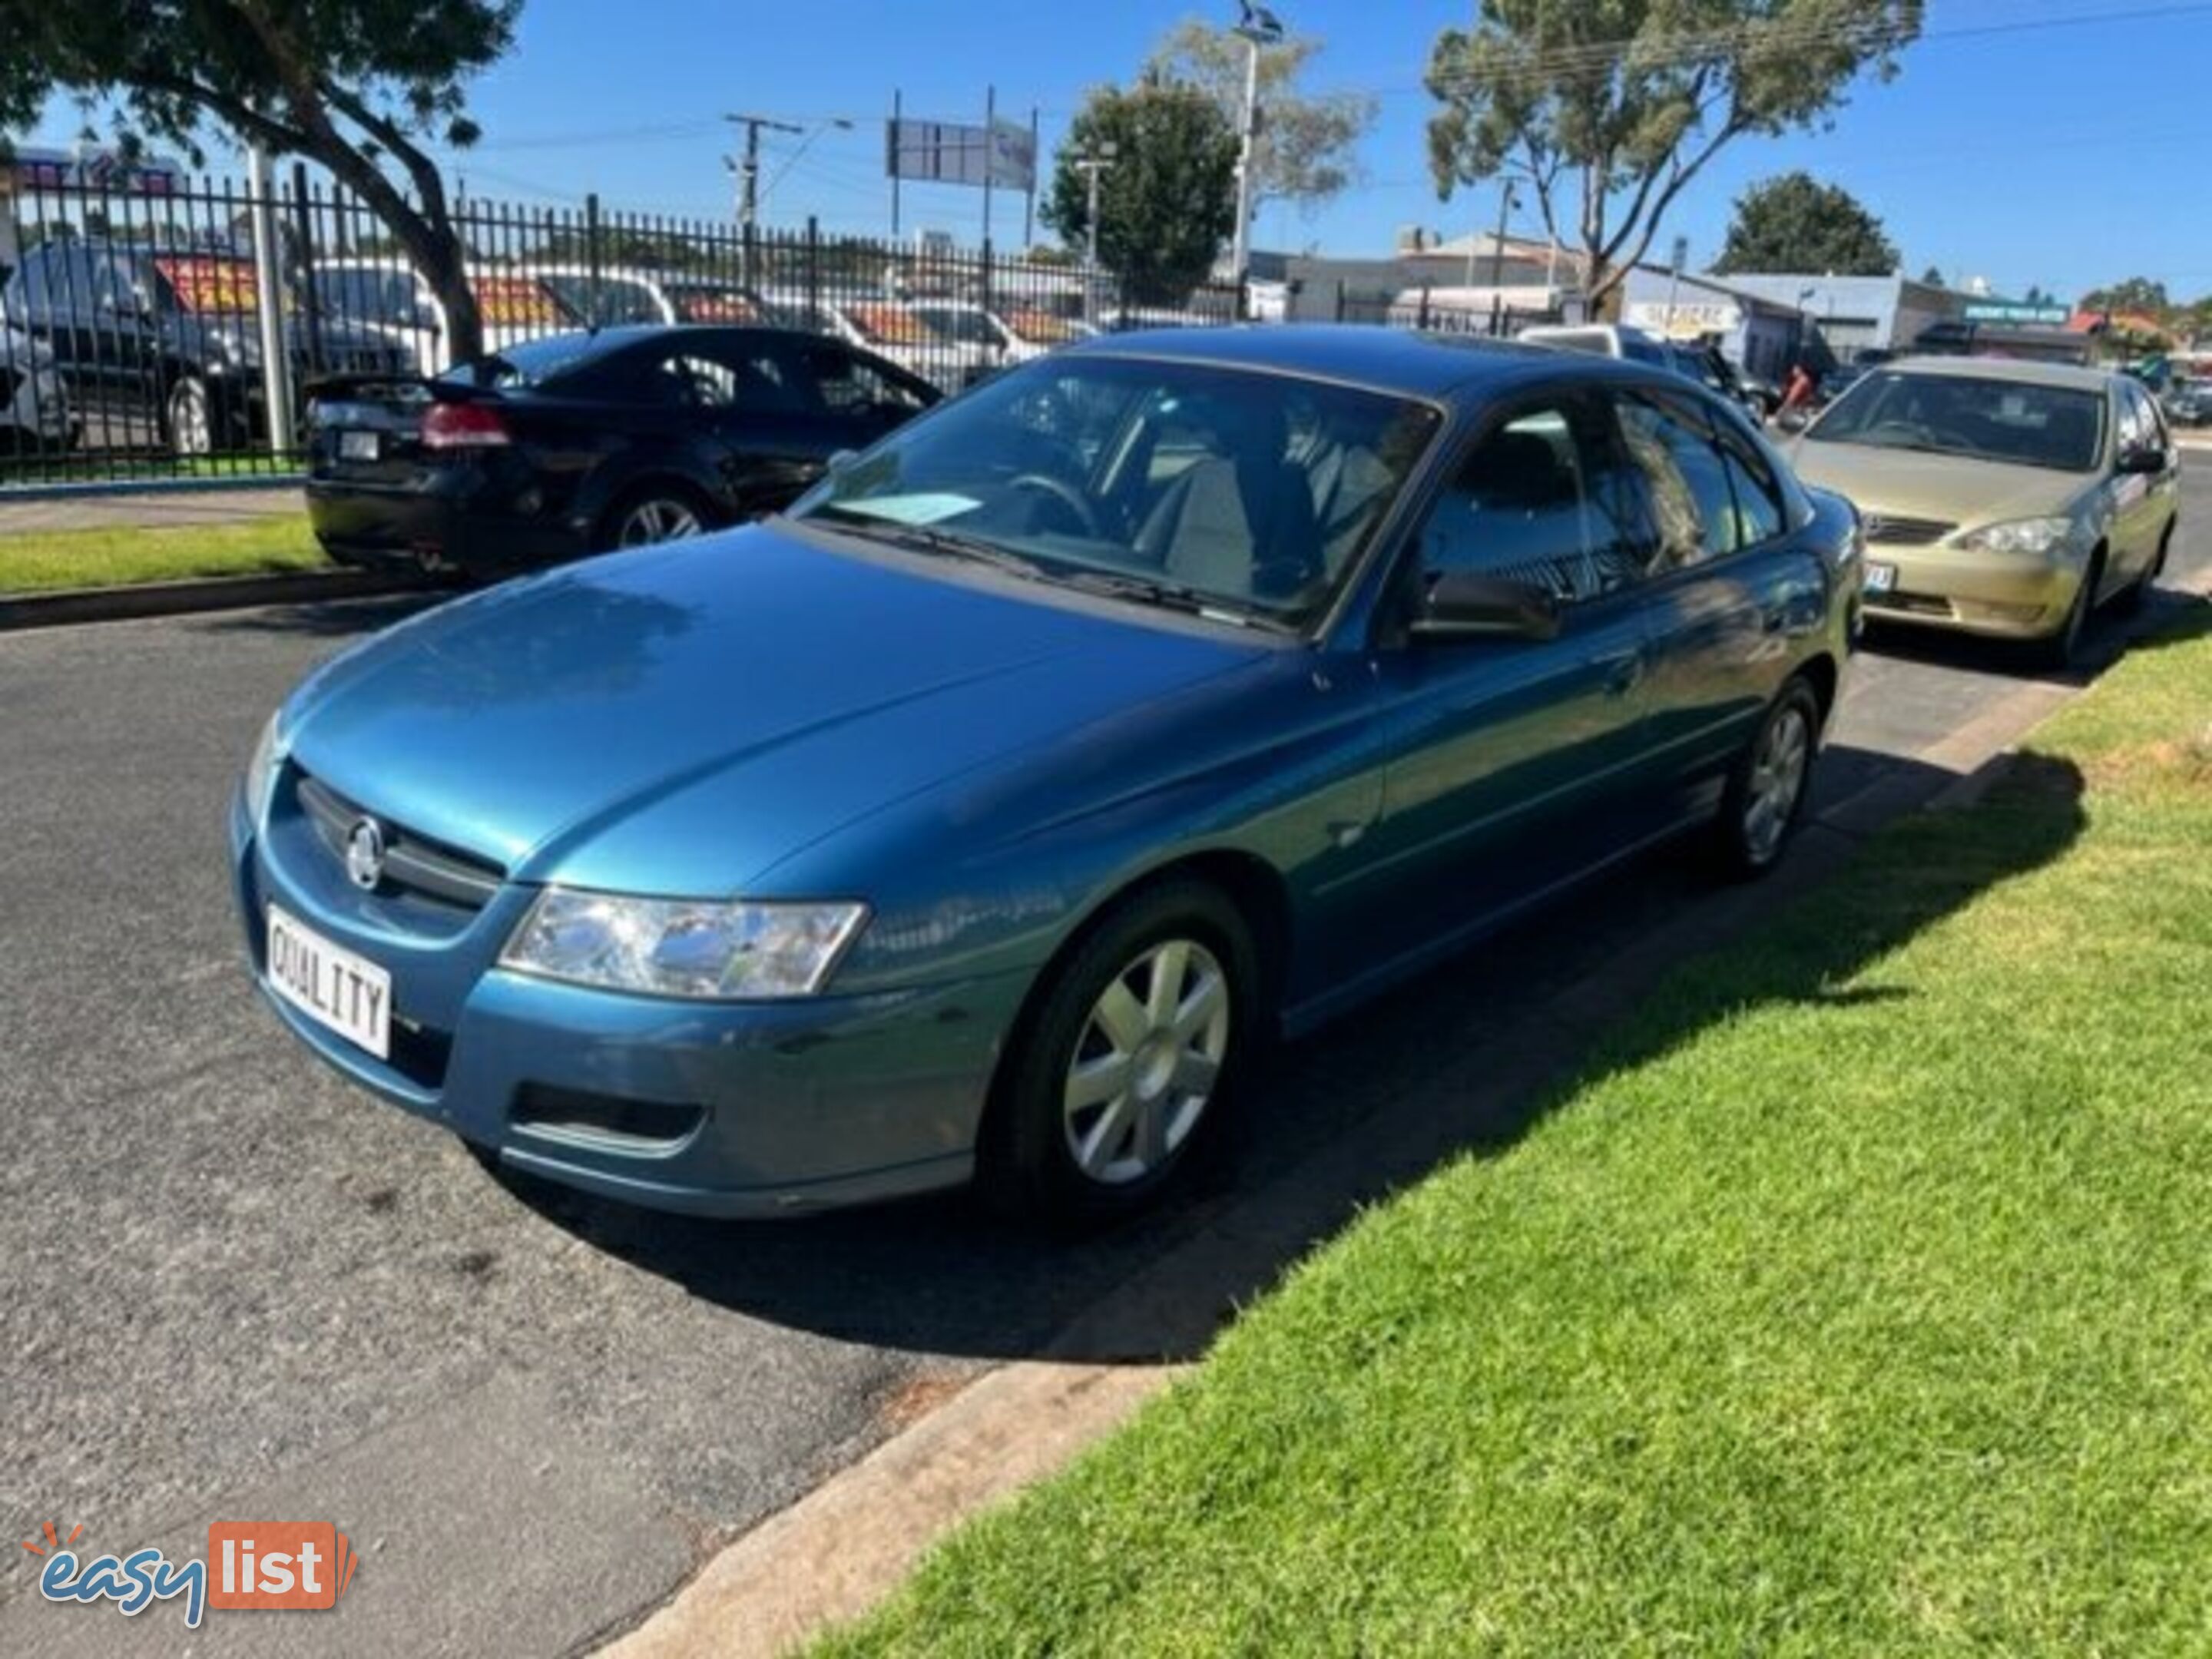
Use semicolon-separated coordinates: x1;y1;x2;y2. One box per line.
0;515;325;594
823;610;2212;1658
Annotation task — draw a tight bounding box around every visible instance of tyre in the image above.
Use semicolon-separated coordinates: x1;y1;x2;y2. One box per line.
164;376;214;457
2028;551;2102;671
2113;525;2171;616
1712;677;1821;881
594;482;716;552
979;879;1260;1227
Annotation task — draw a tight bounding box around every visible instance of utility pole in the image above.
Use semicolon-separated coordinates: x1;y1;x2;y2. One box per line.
1074;144;1118;324
726;112;805;235
727;111;803;290
1487;180;1517;336
1229;2;1285;318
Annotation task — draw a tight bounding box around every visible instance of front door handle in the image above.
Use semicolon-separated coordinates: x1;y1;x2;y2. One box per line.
1595;650;1644;697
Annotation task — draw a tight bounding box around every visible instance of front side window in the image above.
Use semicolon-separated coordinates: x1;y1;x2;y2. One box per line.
1810;371;2105;472
793;356;1439;628
799;344;929;416
1412;400;1653;603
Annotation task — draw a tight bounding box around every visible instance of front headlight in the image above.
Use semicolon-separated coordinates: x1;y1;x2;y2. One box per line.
499;889;869;1000
1954;516;2077;557
242;710;283;825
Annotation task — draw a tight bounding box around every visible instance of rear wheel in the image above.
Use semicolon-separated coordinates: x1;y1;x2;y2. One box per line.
979;880;1259;1228
1712;678;1820;880
595;483;715;551
165;376;213;457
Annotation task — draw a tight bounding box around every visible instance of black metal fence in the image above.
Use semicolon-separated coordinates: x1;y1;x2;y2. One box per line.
0;167;1243;489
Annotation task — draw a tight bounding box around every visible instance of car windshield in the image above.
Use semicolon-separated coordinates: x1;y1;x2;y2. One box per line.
1003;309;1086;346
1810;370;2106;472
913;306;1001;346
438;332;608;389
536;272;664;326
670;286;778;325
790;356;1439;630
844;303;931;346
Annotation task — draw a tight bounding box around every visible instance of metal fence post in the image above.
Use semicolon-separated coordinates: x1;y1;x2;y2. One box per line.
289;162;325;379
584;192;604;326
245;145;296;454
805;216;821;322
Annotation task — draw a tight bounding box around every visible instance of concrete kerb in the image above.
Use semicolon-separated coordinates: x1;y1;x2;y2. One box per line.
0;568;436;631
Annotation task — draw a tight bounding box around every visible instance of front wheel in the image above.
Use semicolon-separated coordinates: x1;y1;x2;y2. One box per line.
1712;679;1821;880
2029;552;2102;671
980;880;1260;1227
165;376;214;457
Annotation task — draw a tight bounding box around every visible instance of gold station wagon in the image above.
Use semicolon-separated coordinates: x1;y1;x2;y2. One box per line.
1788;356;2179;666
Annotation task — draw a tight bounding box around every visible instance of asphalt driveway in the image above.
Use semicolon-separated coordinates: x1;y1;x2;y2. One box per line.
2;483;2203;1657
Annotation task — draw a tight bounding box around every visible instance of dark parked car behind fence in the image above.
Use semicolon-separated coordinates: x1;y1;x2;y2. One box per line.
0;164;1237;488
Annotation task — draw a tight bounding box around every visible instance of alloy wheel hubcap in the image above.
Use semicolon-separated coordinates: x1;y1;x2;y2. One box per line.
1743;707;1810;863
618;499;702;546
1061;938;1230;1187
174;389;210;455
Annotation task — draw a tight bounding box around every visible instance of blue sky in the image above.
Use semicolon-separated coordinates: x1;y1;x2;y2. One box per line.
22;0;2212;300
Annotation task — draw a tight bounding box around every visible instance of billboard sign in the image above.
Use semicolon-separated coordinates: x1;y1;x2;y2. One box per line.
2;144;182;195
1962;301;2071;325
887;118;1034;191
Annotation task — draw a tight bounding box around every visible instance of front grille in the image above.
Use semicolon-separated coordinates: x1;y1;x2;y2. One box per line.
294;771;504;912
1862;513;1955;548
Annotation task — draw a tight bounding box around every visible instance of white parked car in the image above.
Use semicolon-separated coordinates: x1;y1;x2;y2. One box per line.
906;301;1096;368
760;291;989;392
0;320;74;452
308;260;581;373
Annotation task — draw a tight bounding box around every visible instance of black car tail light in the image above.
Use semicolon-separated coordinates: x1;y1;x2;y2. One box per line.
421;400;512;450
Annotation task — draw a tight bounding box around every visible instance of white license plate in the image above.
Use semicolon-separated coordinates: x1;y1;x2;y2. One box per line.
1864;561;1898;594
338;429;380;462
266;906;391;1061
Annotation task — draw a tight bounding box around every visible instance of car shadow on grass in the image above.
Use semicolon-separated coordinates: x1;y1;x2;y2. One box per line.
484;740;2087;1366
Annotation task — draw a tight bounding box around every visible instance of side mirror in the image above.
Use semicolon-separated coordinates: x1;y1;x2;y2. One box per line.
825;449;858;474
2116;444;2167;476
1773;407;1812;435
1409;571;1561;643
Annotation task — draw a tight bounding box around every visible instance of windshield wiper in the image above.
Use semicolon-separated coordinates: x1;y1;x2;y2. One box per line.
1058;569;1285;631
808;508;1051;581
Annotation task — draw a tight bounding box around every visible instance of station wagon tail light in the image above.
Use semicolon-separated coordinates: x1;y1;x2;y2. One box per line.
421;401;512;449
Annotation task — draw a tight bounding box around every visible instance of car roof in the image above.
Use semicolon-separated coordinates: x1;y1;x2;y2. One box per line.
1873;355;2121;394
1061;323;1637;399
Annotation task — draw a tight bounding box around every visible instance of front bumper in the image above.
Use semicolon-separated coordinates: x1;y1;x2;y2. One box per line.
1859;539;2085;641
229;783;1033;1216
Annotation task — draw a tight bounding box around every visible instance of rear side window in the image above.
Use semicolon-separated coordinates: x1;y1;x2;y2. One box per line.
1618;395;1738;566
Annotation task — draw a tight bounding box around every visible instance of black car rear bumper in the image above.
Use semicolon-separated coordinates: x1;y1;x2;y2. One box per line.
306;475;587;575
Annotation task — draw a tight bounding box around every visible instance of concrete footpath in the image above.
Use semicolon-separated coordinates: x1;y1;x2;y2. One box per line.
0;484;303;536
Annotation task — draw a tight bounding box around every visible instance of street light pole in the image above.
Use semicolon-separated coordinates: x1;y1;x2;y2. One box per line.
1075;145;1118;323
1229;2;1284;318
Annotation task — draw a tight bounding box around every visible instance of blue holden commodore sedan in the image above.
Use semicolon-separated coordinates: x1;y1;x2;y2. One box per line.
231;326;1859;1224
